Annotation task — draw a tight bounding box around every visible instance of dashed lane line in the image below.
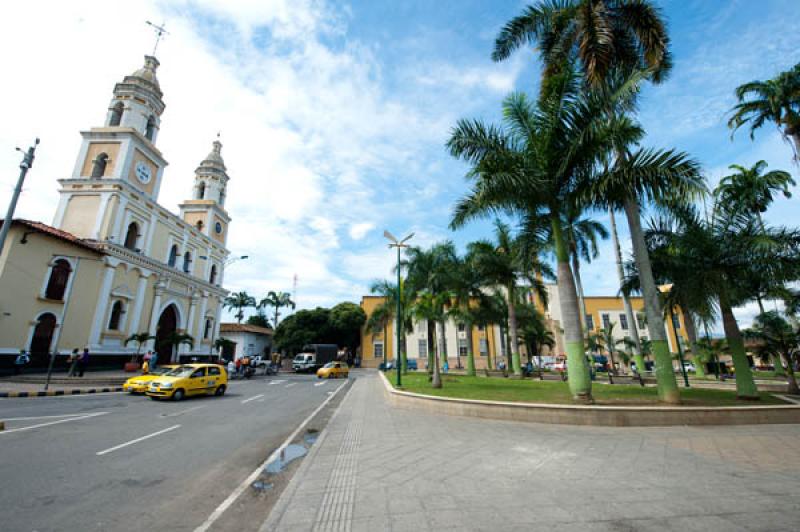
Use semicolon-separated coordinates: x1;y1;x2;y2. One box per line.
160;405;206;418
96;424;181;456
314;381;328;387
268;380;287;385
241;394;265;404
0;412;109;434
285;383;297;388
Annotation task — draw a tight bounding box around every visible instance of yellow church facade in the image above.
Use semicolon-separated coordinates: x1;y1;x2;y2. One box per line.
0;55;233;368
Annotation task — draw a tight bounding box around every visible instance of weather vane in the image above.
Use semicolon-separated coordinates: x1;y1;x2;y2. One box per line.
146;20;169;56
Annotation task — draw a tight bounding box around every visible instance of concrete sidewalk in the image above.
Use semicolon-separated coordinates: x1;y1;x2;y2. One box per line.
263;372;800;532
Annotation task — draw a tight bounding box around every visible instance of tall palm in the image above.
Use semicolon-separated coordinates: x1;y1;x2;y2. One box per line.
644;200;800;398
365;304;391;369
493;0;672;86
599;322;624;374
743;311;800;395
560;207;609;328
259;291;295;329
728;62;800;160
224;291;256;324
369;280;414;371
608;207;644;370
447;252;487;376
165;332;194;363
516;301;553;367
468;220;539;376
125;332;156;363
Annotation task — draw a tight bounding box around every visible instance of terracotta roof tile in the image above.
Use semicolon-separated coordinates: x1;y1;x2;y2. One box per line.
219;323;274;335
1;219;101;253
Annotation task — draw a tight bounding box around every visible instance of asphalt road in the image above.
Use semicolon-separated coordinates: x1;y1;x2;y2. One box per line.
0;372;348;532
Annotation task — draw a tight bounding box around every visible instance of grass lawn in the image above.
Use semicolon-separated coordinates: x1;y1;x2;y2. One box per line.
387;372;786;407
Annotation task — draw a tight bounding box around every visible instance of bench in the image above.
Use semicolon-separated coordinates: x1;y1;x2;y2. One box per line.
607;372;645;387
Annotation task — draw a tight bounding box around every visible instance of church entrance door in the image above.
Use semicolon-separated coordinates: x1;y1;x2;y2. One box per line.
155;305;178;364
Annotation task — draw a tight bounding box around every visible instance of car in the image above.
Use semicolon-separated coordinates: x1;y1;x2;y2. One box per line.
406;359;418;371
316;361;349;379
122;365;177;393
146;363;228;401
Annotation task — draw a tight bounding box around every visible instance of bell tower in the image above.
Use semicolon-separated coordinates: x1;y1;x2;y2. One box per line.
53;55;170;240
179;138;231;246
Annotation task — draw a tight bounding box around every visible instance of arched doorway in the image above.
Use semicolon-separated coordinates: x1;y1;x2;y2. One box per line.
155;305;178;364
30;313;57;367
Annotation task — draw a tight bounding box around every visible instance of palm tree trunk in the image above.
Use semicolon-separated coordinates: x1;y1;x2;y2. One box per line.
507;284;522;376
719;293;759;399
432;320;444;388
427;320;435;375
681;308;704;377
782;352;799;394
551;213;591;401
466;323;476;377
572;253;588;330
623;197;680;404
383;322;388;369
609;208;645;373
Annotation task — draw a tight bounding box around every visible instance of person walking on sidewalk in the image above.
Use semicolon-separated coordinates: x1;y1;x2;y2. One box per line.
150;351;159;371
14;350;30;375
227;359;235;377
78;347;90;377
68;348;80;376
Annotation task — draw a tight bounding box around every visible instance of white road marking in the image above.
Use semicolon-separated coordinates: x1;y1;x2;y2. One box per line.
314;381;328;387
0;412;109;434
194;380;349;532
0;412;94;422
241;394;265;404
96;424;181;456
160;405;206;418
268;380;286;385
774;394;800;405
285;383;296;388
29;392;123;399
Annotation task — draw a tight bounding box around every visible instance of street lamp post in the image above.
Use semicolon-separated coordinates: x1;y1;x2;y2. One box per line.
668;305;690;388
384;230;413;387
0;139;39;258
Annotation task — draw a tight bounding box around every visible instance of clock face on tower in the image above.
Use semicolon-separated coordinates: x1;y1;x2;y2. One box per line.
135;161;152;184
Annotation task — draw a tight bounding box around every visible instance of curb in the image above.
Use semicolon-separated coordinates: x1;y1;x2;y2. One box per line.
0;387;124;398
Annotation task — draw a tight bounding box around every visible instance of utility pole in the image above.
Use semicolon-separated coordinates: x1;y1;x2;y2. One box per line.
0;139;39;259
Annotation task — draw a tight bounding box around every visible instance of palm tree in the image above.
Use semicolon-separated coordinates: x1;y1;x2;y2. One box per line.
165;332;194;363
493;0;689;405
369;280;414;372
644;200;800;398
446;252;487;376
224;291;256;324
728;62;800;160
411;292;447;388
609;207;644;371
125;332;155;363
516;301;554;371
468;220;540;376
259;291;295;329
743;312;800;395
365;304;391;369
492;0;673;86
598;322;624;375
560;207;609;329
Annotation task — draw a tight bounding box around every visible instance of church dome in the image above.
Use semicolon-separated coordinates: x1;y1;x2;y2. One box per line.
129;55;161;89
198;139;226;171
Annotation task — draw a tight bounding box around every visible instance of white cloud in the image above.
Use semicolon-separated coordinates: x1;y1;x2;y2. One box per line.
348;222;374;240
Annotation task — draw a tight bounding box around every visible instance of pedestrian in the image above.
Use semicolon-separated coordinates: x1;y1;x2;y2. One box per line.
68;348;80;376
142;358;150;374
443;360;449;373
235;357;242;376
526;360;534;376
14;350;30;375
78;347;90;377
150;351;158;371
227;359;235;377
144;350;152;365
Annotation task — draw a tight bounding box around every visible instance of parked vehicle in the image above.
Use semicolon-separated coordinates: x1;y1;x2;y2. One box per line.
292;344;338;373
146;364;227;401
406;359;418;371
317;361;349;379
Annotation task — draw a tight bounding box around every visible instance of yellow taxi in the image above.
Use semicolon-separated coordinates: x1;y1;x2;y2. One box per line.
316;361;349;379
123;365;178;393
146;363;227;401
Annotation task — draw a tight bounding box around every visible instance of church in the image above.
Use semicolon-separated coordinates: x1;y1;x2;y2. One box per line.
0;54;232;368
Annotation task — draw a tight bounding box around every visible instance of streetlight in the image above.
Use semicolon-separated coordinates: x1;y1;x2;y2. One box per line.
384;230;413;387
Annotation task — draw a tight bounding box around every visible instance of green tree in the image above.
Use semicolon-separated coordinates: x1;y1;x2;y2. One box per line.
365;304;391;368
259;291;295;329
743;311;800;395
598;322;624;374
224;291;256;324
125;332;155;363
728;62;800;160
273;308;333;355
329;302;367;354
492;0;672;86
446;251;487;377
246;311;271;328
560;208;608;330
516;301;554;371
164;332;194;362
368;280;414;372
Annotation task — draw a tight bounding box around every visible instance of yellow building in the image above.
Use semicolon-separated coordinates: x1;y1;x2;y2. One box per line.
0;54;233;367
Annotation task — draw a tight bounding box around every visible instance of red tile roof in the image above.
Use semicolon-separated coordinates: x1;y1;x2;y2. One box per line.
1;219;101;253
220;323;274;335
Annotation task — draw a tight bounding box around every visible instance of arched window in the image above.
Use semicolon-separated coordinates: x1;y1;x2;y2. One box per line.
219;188;226;206
109;102;124;126
195;220;204;231
108;301;124;330
183;251;192;273
209;265;217;285
204;319;212;339
44;259;72;300
91;153;108;178
168;244;178;267
197;181;205;199
145;116;156;141
124;222;139;250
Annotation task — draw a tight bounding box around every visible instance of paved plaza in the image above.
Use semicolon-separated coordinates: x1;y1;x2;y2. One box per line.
263;372;800;531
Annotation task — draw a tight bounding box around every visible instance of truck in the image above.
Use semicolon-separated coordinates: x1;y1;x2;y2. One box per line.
292;344;339;373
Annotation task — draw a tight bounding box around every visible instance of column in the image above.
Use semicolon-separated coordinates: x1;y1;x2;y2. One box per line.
184;292;199;356
110;195;129;242
195;293;209;343
91;192;112;239
127;271;150;335
146;281;166;350
88;262;117;347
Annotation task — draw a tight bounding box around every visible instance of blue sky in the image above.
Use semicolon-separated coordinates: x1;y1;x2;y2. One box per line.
1;0;798;328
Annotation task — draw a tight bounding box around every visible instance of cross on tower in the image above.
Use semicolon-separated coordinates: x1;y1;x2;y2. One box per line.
146;20;169;56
